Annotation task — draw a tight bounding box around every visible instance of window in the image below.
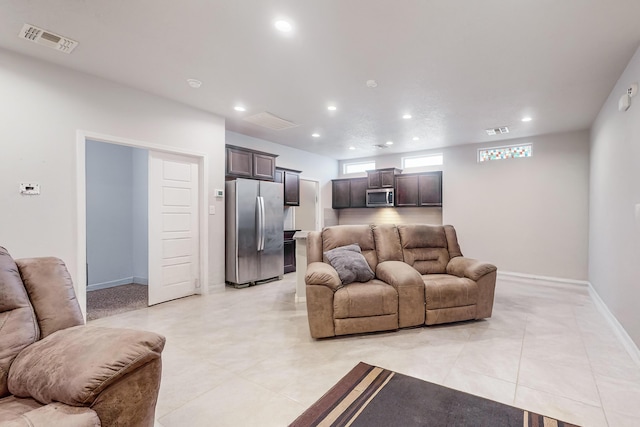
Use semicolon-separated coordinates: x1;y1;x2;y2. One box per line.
478;144;532;162
343;161;375;174
402;154;443;169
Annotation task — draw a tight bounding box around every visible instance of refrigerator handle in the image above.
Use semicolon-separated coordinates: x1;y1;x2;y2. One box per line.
256;196;263;251
259;196;266;251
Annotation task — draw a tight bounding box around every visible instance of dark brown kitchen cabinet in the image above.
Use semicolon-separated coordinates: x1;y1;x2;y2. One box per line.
332;178;368;209
332;179;351;209
349;178;368;208
226;145;277;180
367;168;401;188
395;171;442;207
275;167;301;206
283;230;297;273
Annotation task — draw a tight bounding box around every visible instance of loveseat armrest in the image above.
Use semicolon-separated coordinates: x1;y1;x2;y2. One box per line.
8;325;164;426
376;261;425;327
305;262;341;291
446;257;497;281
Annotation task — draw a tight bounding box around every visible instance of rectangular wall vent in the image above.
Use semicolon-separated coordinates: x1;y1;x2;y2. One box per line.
19;24;78;54
242;112;298;130
485;126;509;136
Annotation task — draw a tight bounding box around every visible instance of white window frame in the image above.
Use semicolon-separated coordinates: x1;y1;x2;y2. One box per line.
477;143;533;163
343;160;375;175
402;153;444;169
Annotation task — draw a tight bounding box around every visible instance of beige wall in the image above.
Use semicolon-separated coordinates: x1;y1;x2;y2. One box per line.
338;130;590;280
589;45;640;348
338;207;442;226
0;48;226;302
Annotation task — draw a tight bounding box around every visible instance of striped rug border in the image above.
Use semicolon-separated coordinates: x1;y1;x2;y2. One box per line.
289;362;581;427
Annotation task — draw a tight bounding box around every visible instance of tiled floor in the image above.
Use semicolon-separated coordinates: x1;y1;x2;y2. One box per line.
90;274;640;427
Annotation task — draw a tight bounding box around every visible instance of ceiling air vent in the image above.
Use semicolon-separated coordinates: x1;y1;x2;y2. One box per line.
242;112;298;130
18;24;78;54
486;126;509;136
372;144;390;150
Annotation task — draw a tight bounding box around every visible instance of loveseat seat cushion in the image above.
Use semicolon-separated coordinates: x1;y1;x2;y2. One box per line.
0;247;38;398
423;274;478;309
8;325;165;407
397;225;450;274
333;280;397;319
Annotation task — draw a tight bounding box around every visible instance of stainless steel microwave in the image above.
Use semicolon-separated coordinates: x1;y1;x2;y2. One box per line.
366;188;394;207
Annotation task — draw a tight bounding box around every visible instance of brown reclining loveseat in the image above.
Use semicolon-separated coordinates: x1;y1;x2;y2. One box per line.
0;246;165;426
305;224;497;338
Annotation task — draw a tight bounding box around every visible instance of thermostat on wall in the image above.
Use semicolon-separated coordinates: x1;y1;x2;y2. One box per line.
20;183;40;195
215;189;224;198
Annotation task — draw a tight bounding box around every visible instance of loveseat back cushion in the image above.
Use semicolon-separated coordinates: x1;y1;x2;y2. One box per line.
16;257;84;338
0;247;38;398
397;225;450;274
372;224;403;263
321;225;378;272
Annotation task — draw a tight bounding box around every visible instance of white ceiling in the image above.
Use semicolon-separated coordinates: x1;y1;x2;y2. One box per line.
1;1;640;160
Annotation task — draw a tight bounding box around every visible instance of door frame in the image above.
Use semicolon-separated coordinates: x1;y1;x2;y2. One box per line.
76;130;209;318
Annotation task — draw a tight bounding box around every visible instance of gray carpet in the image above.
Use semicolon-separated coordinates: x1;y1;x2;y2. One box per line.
86;283;148;321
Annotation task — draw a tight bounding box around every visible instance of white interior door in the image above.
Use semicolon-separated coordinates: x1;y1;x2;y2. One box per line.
295;179;319;231
148;151;199;305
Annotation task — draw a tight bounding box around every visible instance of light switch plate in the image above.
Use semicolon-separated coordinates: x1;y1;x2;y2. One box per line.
209;205;216;215
20;183;40;195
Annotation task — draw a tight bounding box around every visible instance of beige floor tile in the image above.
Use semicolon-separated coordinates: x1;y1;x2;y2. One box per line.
514;386;608;427
604;410;640;427
443;367;516;406
595;374;640;419
518;356;601;406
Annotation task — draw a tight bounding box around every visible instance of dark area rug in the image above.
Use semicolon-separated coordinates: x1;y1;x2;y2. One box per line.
289;362;580;427
86;283;148;321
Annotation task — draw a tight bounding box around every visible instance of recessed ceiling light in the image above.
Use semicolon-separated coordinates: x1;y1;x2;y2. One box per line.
311;133;320;138
327;105;337;111
186;79;202;88
522;117;532;122
412;137;419;141
385;141;394;146
402;114;412;119
274;20;292;32
366;80;378;88
348;146;356;150
234;106;246;112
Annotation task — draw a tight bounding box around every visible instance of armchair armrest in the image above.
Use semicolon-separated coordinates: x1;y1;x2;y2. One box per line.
8;325;165;407
446;257;497;281
305;261;341;291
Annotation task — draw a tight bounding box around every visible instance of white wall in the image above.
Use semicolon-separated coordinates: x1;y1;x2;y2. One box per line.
0;48;226;309
225;131;339;227
589;45;640;348
339;130;590;280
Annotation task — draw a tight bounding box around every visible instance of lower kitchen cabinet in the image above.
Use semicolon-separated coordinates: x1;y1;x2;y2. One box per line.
284;230;297;273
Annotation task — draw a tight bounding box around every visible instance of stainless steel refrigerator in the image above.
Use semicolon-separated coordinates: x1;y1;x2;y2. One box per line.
225;178;284;287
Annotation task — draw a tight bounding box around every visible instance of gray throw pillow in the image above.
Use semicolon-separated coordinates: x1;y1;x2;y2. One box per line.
324;244;375;285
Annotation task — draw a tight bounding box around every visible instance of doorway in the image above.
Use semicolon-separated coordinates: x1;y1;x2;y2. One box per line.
85;140;148;320
77;131;208;320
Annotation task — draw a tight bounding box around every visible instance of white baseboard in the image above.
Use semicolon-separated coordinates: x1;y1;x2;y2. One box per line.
87;276;148;291
587;283;640;367
295;294;306;303
497;271;589;288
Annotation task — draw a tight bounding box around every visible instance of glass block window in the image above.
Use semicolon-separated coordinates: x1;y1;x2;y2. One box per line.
478;144;532;162
343;161;375;174
402;154;443;168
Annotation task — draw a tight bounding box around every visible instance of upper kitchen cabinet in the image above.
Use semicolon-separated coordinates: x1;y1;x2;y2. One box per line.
331;178;367;209
226;145;277;180
275;167;301;206
395;171;442;207
367;168;402;188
